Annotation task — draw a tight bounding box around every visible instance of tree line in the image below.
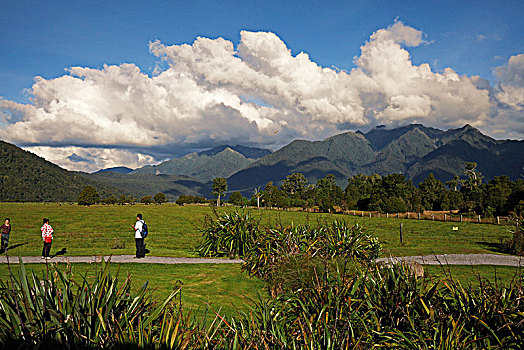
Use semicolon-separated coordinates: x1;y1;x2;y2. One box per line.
76;161;523;218
77;186;167;205
220;162;523;217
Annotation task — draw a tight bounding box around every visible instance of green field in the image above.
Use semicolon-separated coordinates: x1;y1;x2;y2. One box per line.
0;202;514;258
0;262;520;316
0;261;265;316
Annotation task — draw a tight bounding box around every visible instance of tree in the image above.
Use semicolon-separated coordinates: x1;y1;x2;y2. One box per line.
345;174;381;210
102;195;118;204
212;177;228;206
141;195;152;204
253;187;262;208
119;195;136;204
153;192;167;204
418;173;446;211
280;173;308;197
382;197;408;213
77;186;100;206
229;191;246;206
315;174;344;212
484;176;513;216
446;175;461;191
463;162;483;187
460;162;485;214
368;173;416;212
176;195;207;205
506;179;524;216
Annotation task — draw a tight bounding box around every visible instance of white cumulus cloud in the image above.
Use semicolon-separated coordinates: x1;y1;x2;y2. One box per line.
0;21;522;171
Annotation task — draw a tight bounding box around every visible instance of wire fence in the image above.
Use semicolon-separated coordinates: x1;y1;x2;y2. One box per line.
341;210;513;225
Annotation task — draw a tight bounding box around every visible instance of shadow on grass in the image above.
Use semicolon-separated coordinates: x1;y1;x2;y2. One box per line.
476;241;509;254
52;248;67;258
0;242;28;254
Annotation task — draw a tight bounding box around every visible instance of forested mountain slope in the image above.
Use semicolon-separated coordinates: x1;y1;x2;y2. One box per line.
0;141;116;202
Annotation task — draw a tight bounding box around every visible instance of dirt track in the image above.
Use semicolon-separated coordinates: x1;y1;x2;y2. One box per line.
0;254;522;266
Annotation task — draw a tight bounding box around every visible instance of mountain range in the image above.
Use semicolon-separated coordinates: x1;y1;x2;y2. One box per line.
228;124;524;192
1;124;522;202
130;145;271;182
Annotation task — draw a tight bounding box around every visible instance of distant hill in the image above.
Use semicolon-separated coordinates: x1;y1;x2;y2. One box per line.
131;145;271;182
93;166;134;174
0;141;117;202
86;172;210;202
228;124;524;193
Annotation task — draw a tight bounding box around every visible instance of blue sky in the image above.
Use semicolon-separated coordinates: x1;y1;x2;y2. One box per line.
0;0;523;171
2;0;522;102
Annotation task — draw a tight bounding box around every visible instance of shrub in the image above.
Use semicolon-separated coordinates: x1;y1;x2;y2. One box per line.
503;219;524;255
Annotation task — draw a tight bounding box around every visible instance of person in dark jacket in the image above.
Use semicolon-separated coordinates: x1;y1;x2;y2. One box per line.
0;218;11;253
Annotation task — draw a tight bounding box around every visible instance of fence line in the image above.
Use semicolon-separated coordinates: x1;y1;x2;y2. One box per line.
247;206;513;226
341;210;511;225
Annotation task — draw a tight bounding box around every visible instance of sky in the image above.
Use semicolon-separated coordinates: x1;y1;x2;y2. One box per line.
0;0;523;172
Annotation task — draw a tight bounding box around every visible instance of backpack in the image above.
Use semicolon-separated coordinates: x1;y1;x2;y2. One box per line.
140;220;148;238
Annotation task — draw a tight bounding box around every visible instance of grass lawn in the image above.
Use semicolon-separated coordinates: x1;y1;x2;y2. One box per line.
0;202;515;257
425;264;523;287
0;261;265;316
1;262;520;318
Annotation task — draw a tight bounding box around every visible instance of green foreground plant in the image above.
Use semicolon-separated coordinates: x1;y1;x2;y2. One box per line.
0;258;234;349
2;209;523;349
195;210;523;348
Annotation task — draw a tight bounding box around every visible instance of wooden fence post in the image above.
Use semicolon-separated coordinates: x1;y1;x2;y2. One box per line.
460;215;462;223
400;223;403;244
478;215;481;223
496;216;500;225
444;214;447;222
432;214;434;221
369;212;371;218
418;212;420;220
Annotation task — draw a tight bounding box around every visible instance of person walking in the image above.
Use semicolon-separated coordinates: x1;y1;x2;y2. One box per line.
131;214;145;258
0;218;11;253
41;218;53;259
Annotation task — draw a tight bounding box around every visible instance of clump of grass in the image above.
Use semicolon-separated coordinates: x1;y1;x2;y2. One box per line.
197;209;261;257
0;258;230;349
223;263;524;349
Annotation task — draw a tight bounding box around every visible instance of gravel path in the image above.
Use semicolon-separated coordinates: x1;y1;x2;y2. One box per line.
0;254;523;266
376;254;523;267
0;255;243;265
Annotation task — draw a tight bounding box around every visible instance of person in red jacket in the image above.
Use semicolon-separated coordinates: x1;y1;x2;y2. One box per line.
41;218;53;259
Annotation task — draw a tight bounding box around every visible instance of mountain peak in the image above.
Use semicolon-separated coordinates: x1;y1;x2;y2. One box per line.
364;123;442;151
198;145;271;159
